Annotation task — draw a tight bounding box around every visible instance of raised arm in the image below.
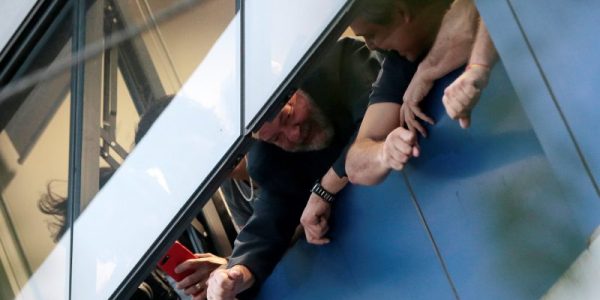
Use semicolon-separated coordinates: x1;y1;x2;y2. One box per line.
401;0;479;134
442;19;499;128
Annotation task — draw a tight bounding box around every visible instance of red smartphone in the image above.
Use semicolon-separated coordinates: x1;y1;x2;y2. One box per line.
157;241;196;282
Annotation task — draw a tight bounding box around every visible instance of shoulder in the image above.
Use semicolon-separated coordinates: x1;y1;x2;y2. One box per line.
369;52;418;105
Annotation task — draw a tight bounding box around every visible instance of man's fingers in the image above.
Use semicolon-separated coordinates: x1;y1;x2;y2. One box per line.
184;281;206;296
398;128;417;144
411;118;427;138
411;105;435;125
307;215;319;225
412;145;420;158
459;116;470;129
388;143;412;162
306;225;331;245
175;259;196;274
399;105;406;127
305;221;328;240
309;237;331;245
192;289;207;300
176;267;211;289
443;93;464;120
386;151;409;170
194;253;213;259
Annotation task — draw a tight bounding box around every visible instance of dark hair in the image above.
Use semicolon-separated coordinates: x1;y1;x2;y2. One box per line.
135;95;174;144
354;0;440;25
38;181;68;242
38;169;115;242
39;95;173;242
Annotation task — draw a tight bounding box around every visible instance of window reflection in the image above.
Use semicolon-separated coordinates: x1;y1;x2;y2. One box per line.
1;0;237;298
0;5;73;296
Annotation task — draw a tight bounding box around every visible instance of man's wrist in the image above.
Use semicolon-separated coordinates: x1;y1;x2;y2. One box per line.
311;180;335;203
415;60;438;83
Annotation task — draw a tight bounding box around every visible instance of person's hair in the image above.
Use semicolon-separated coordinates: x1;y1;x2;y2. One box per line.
38;181;68;242
354;0;439;25
38;168;115;242
135;95;174;144
39;95;175;242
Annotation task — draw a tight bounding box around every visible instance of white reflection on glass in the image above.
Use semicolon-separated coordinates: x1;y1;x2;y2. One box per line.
180;30;238;137
95;257;117;293
146;167;172;194
270;60;282;75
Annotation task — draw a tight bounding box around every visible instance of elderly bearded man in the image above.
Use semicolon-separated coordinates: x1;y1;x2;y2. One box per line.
197;37;414;300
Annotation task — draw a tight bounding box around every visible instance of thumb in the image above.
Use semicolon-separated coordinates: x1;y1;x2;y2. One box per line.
412;145;420;158
459;116;470;129
228;268;244;282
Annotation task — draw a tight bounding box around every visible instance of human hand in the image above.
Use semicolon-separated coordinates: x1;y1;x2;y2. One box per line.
206;266;247;300
380;127;420;171
399;101;435;137
442;65;491;128
401;68;436;137
175;253;227;299
300;193;332;245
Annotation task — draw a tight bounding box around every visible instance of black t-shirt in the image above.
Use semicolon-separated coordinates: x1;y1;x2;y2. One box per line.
370;51;418;105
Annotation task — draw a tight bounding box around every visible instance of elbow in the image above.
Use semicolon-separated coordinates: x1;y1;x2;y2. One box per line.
348;172;384;186
346;163;383;186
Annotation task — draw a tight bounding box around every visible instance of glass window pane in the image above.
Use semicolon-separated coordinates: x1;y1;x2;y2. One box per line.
68;1;239;298
0;9;73;300
243;0;350;128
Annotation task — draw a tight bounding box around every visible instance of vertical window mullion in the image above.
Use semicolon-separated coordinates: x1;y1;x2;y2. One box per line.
67;0;86;299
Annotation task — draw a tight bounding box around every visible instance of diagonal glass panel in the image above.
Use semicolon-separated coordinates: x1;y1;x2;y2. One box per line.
14;7;239;300
69;15;241;300
243;0;352;129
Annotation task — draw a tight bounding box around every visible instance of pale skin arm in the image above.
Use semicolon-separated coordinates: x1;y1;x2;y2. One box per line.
206;264;255;300
443;20;498;128
174;253;228;299
300;168;348;245
401;0;479;136
346;103;419;186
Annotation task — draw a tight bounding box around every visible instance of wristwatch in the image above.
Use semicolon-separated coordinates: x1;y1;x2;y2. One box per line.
311;180;335;203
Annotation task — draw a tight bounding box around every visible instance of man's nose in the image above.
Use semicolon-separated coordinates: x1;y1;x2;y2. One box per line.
283;125;302;144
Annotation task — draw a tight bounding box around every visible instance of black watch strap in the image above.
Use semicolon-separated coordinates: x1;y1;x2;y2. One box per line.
311;180;335;203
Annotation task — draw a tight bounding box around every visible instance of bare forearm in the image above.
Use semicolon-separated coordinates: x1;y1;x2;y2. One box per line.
469;20;498;67
346;139;390;186
320;168;348;194
418;0;479;81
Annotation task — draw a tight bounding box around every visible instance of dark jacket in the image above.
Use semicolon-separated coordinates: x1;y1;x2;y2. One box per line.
227;37;382;298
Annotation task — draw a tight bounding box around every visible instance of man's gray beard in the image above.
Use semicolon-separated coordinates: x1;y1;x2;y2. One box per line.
291;104;334;152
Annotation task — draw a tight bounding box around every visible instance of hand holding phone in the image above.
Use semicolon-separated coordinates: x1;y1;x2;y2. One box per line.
157;241;196;282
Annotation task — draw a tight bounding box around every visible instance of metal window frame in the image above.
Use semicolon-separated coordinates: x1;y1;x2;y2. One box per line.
0;0;70;87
